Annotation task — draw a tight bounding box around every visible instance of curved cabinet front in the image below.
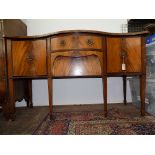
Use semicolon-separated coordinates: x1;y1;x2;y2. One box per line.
12;39;47;77
107;37;142;74
51;50;104;77
51;35;102;51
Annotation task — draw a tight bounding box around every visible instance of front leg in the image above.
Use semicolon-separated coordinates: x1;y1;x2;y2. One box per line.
6;79;16;121
140;75;146;116
25;80;33;108
103;76;107;117
48;78;53;120
123;75;127;105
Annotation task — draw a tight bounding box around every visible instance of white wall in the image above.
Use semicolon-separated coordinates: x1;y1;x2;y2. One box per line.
17;19;132;107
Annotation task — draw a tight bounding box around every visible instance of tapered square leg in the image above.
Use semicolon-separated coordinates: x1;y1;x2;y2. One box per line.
25;80;33;108
48;78;53;120
123;75;127;105
140;75;146;116
8;79;16;121
103;77;107;117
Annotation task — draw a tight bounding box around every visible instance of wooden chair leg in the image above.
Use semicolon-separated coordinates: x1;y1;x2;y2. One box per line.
123;75;127;105
48;78;53;120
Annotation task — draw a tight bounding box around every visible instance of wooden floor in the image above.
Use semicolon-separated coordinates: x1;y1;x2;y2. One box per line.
0;103;145;135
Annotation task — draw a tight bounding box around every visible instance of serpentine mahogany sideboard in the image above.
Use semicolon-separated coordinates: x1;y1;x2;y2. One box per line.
3;30;149;120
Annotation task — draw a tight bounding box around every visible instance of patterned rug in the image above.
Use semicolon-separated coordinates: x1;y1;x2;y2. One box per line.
33;108;155;135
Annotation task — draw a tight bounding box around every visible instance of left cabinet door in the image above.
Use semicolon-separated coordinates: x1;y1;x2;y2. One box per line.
12;40;47;76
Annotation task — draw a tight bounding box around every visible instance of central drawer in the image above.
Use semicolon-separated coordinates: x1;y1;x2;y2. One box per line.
51;35;102;51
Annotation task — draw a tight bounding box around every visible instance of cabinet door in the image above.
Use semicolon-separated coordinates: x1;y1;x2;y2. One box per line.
125;37;141;72
51;50;103;77
12;40;47;76
107;37;142;73
107;37;121;73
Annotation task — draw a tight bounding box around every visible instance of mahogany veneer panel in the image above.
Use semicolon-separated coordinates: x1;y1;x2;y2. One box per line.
107;37;121;73
12;40;47;76
51;35;75;51
78;35;102;49
125;37;141;72
51;35;102;51
52;54;102;77
107;37;142;73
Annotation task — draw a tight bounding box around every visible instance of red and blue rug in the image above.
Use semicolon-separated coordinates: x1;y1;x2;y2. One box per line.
33;108;155;135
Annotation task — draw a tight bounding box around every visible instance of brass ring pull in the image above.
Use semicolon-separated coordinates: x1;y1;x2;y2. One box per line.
87;39;94;46
26;52;34;61
59;40;66;47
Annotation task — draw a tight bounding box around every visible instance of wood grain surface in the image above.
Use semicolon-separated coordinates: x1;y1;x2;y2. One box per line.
51;50;103;77
12;40;47;76
107;37;142;73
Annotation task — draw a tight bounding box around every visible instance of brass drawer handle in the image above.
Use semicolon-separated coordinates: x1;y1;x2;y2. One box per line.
87;39;94;46
59;40;66;47
27;57;33;61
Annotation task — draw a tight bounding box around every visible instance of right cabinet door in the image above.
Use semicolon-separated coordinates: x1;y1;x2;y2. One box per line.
107;37;142;73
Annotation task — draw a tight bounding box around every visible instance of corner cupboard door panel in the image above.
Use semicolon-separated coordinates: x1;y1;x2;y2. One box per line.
12;40;47;76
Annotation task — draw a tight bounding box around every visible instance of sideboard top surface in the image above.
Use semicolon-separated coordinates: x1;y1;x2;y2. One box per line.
4;30;150;40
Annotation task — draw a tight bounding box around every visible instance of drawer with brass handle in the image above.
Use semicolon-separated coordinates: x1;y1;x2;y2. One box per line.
78;35;102;49
51;35;76;51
